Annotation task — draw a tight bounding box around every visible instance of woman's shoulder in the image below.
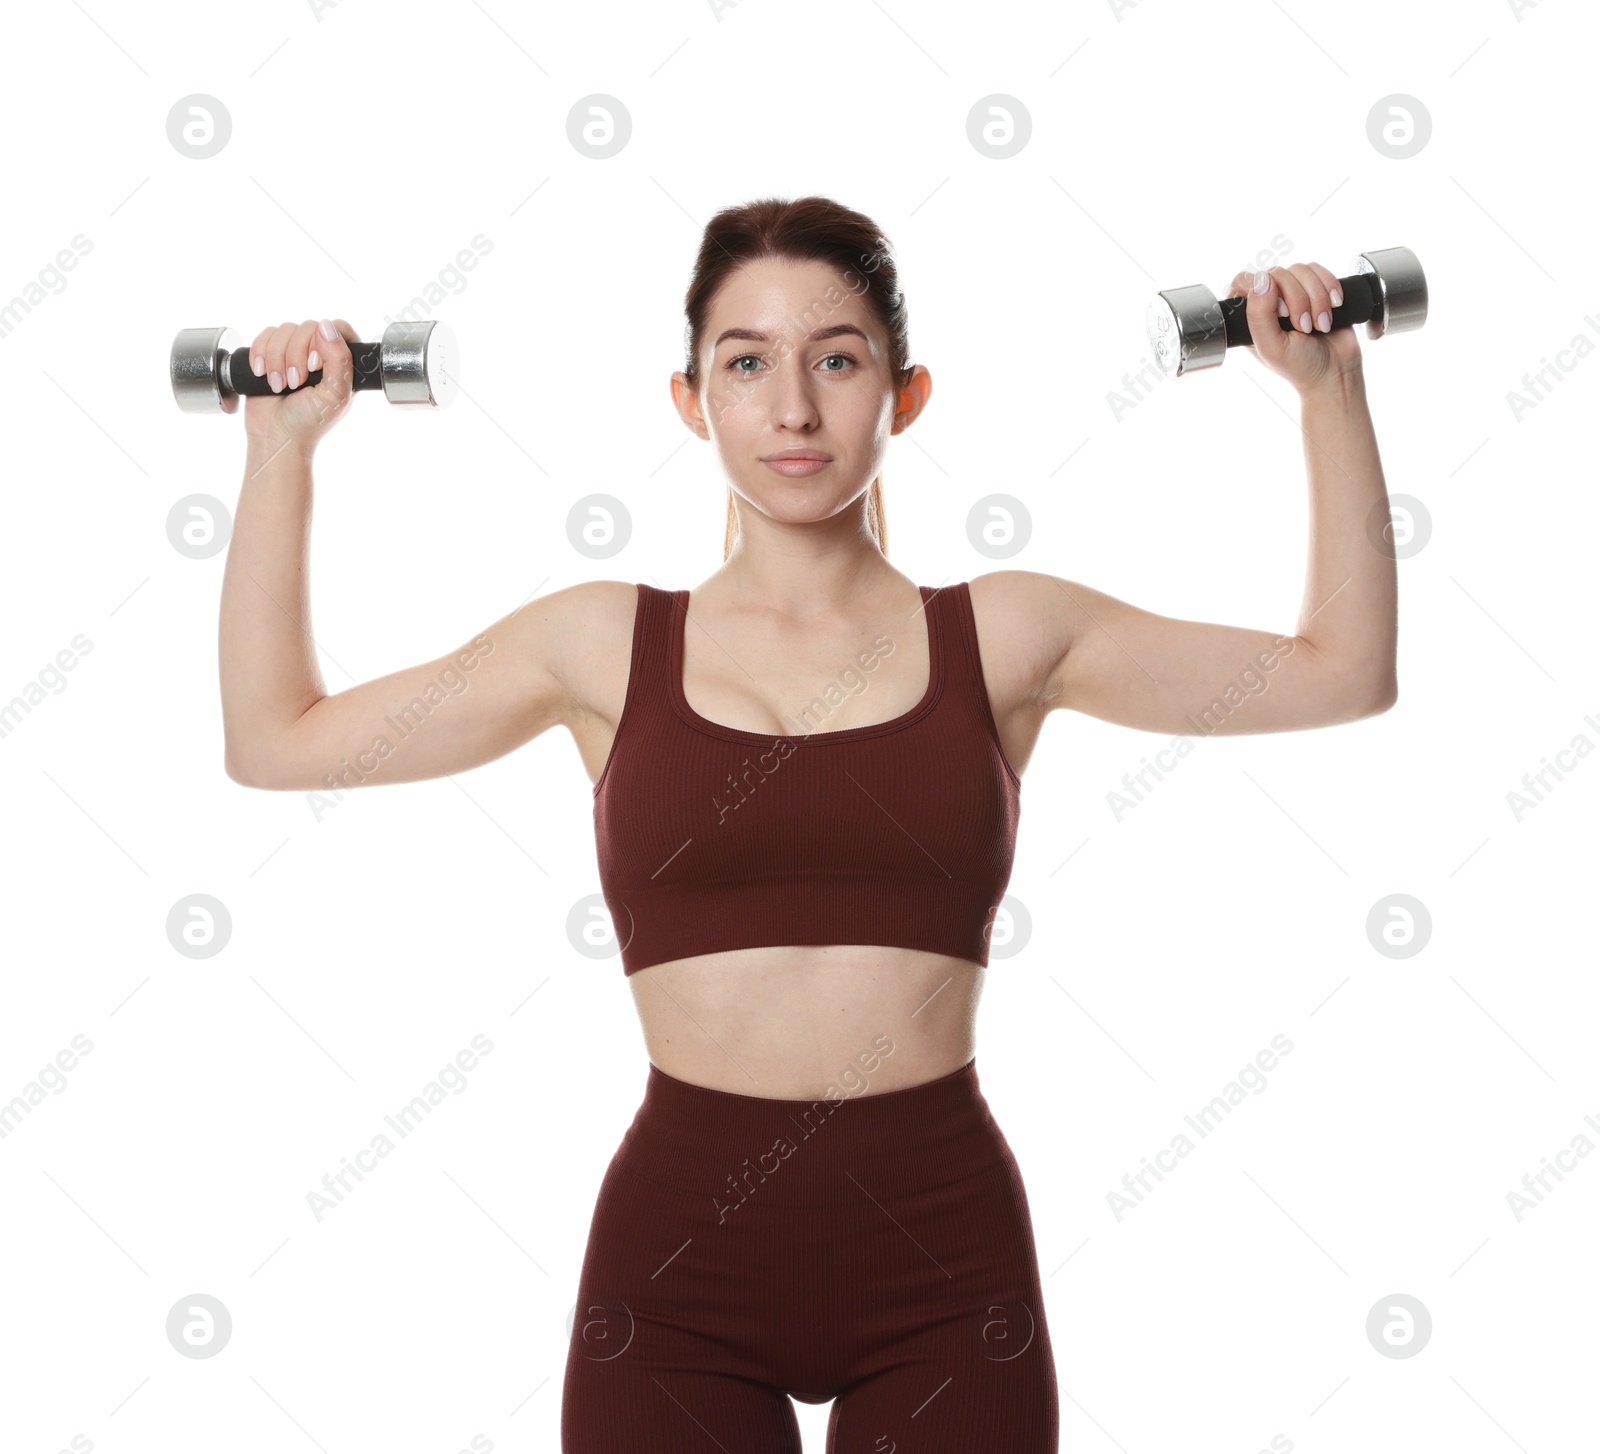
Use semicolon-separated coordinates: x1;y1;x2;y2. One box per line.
964;569;1082;623
535;578;644;631
524;581;645;724
962;571;1073;714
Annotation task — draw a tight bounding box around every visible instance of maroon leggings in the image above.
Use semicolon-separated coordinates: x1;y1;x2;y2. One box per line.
562;1057;1058;1451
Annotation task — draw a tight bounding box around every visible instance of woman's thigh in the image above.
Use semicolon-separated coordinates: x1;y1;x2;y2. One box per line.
564;1343;801;1454
822;1304;1057;1453
823;1154;1059;1453
561;1154;804;1452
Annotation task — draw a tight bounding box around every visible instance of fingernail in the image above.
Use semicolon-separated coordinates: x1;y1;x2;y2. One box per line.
308;350;319;372
319;319;337;342
252;354;264;376
1316;311;1331;333
287;366;299;388
1278;298;1289;317
269;370;283;392
1252;270;1269;295
1299;312;1313;333
1330;287;1343;308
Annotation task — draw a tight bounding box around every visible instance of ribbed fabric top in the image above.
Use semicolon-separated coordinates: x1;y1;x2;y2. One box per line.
591;581;1022;975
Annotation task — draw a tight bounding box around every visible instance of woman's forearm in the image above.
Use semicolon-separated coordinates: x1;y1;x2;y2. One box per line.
1296;366;1398;707
218;437;328;781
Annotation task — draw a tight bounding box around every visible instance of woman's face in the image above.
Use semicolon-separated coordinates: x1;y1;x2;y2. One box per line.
671;255;929;528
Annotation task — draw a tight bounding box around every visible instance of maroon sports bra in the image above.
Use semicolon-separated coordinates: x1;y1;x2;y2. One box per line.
592;581;1021;975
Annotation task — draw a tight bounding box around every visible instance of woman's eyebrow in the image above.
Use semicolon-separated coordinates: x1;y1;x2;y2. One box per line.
713;323;870;348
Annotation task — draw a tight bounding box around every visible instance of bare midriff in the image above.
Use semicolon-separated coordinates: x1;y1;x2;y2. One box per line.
626;945;984;1101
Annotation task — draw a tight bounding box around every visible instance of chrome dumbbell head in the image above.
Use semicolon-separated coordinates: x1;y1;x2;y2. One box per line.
169;320;458;413
379;320;458;407
1354;247;1428;339
1145;285;1227;379
171;326;245;414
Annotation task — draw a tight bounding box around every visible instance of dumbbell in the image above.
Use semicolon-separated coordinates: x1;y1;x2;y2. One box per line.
170;319;458;413
1146;246;1427;378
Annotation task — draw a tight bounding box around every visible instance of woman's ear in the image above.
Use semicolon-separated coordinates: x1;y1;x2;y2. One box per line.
892;363;932;432
669;369;712;440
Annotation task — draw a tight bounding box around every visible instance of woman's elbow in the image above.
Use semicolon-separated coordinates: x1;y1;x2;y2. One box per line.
225;746;289;789
1352;676;1398;720
225;750;265;788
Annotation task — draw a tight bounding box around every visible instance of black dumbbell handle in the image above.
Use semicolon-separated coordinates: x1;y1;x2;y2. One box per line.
222;341;385;397
1220;271;1383;347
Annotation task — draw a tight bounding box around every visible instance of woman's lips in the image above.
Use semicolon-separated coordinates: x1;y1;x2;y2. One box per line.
761;456;832;477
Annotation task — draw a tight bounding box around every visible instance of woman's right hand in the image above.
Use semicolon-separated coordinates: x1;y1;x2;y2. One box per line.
243;317;359;451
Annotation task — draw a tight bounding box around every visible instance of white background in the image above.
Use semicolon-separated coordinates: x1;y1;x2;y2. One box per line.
1;1;1595;1452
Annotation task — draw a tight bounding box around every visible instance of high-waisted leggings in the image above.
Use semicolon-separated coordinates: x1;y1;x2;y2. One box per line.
562;1056;1059;1451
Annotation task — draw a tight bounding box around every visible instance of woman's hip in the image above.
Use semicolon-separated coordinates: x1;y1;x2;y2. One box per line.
568;1057;1048;1377
609;1053;1019;1211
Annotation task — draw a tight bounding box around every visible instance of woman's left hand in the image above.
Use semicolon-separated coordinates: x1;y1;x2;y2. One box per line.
1227;261;1363;395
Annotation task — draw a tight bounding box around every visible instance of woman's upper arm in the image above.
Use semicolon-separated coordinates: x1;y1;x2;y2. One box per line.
986;570;1383;738
230;580;613;790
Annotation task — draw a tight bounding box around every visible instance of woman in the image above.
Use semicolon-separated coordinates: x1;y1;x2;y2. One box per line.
221;195;1396;1451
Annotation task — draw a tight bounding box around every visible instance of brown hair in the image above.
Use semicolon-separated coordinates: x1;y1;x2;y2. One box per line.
680;196;912;561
